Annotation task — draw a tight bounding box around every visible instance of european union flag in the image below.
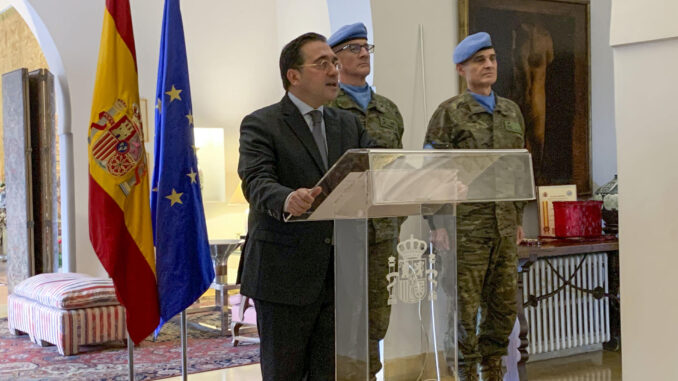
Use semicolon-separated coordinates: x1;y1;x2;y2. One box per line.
151;0;214;331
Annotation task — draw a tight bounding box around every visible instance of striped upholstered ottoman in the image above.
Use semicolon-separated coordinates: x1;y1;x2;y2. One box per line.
7;272;127;356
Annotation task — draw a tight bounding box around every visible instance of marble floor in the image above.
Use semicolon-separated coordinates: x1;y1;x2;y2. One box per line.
0;259;621;381
0;284;622;381
526;350;621;381
157;350;622;380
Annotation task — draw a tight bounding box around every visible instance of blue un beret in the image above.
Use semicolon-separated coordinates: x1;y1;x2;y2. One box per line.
328;22;368;48
453;32;493;64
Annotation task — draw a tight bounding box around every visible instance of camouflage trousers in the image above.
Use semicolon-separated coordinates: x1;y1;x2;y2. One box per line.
446;234;518;381
368;238;397;379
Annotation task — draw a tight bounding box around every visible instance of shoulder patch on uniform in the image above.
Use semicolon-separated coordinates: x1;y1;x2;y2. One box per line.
373;96;392;113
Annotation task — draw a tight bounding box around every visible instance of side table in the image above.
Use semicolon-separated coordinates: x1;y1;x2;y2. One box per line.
187;239;244;335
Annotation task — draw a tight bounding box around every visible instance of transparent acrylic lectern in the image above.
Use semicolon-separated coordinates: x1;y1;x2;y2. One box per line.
288;149;535;380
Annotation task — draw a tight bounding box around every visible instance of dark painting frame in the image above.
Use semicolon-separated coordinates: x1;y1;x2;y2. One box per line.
459;0;591;195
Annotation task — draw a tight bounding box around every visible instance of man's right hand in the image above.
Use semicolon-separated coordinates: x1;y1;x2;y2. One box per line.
430;228;450;251
285;187;322;216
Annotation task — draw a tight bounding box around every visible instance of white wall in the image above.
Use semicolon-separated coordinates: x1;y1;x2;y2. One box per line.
371;0;457;151
611;3;678;379
613;38;678;380
590;0;617;189
277;0;330;51
610;0;678;46
327;0;372;37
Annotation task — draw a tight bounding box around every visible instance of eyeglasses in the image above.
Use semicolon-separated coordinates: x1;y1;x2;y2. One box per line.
298;60;341;72
335;43;375;54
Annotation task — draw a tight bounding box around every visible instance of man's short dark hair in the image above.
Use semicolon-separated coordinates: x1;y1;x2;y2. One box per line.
279;32;327;91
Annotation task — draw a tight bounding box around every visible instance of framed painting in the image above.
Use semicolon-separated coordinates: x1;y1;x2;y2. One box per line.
459;0;591;195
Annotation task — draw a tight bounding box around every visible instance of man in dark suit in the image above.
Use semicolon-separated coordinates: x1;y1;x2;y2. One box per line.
237;32;375;380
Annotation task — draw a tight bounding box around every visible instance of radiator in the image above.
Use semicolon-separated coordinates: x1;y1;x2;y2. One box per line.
523;253;610;356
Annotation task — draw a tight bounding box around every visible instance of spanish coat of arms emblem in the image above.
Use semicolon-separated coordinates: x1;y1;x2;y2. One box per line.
387;235;438;304
89;99;146;195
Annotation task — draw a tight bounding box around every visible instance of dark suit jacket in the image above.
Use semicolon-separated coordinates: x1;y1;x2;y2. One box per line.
237;94;375;306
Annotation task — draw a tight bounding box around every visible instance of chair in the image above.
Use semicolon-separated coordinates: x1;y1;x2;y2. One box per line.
228;293;259;346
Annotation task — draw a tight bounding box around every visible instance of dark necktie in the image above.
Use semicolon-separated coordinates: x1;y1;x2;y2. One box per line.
308;110;328;170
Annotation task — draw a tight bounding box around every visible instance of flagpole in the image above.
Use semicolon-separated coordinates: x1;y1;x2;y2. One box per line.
127;331;134;381
181;310;188;380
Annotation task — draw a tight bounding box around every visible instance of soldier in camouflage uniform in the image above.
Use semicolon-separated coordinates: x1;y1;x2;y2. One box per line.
423;32;526;381
327;23;404;380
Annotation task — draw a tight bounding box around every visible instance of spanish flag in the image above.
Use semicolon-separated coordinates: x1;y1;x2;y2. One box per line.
88;0;160;344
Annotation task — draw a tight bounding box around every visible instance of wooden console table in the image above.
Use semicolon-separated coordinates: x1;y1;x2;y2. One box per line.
511;238;620;380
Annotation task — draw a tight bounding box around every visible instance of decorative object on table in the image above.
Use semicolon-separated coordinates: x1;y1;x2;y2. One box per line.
593;174;618;235
536;184;577;237
552;200;603;237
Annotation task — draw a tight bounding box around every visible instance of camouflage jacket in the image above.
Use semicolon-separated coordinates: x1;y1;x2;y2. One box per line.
424;91;527;237
328;88;404;243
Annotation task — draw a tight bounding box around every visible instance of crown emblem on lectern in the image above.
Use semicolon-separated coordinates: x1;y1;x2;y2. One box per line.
396;237;427;260
387;235;438;304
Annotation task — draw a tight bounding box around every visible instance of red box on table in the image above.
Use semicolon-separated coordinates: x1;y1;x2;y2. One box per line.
552;200;603;237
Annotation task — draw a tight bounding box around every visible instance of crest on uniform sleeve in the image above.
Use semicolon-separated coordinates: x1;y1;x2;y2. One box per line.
387;235;438;304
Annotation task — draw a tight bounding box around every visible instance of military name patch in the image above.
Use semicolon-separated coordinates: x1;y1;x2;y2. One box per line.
504;120;523;134
378;115;398;130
